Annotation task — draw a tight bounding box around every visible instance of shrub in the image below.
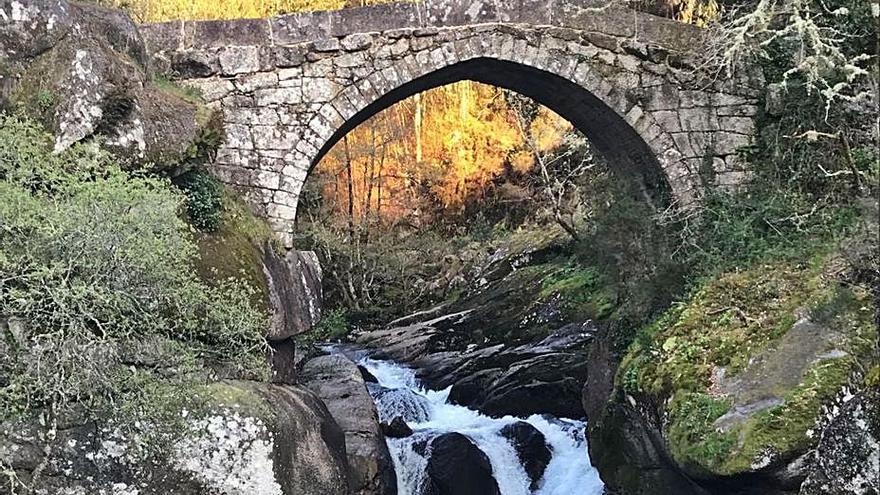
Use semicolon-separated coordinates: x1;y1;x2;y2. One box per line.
175;169;224;232
0;115;269;420
312;308;350;341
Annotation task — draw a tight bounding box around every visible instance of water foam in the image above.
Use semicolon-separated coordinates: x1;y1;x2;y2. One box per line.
360;356;605;495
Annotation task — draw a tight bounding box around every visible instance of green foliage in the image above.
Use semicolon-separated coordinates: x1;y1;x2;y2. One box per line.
175;169;224;232
0;114;269;422
312;308;351;341
153;75;203;104
34;90;56;117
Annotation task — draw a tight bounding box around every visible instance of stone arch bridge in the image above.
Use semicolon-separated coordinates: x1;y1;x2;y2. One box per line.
143;0;761;246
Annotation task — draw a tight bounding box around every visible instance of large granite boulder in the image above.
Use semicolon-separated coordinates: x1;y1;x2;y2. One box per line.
799;387;880;495
300;354;397;495
263;247;323;383
0;0;210;170
587;248;878;495
0;381;351;495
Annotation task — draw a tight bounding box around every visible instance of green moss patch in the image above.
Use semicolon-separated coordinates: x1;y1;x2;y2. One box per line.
667;392;736;474
203;381;273;423
193;188;278;313
539;263;618;321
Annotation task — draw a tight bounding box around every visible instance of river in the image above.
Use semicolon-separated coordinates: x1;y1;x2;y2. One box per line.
358;355;606;495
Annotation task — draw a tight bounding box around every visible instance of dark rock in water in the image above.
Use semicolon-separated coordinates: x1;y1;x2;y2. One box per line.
581;325;616;423
423;433;500;495
359;365;379;383
588;399;711;495
499;421;552;489
372;387;432;423
381;417;413;438
476;352;589;418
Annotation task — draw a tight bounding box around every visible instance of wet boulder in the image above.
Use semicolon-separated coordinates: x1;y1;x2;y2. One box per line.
499;421;552;489
422;433;500;495
381;417;413;439
359;365;379;383
475;352;589;418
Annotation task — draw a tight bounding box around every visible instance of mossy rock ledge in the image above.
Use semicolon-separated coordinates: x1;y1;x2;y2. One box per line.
587;252;879;495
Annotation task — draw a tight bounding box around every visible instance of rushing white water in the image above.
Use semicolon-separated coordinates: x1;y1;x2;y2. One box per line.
359;356;605;495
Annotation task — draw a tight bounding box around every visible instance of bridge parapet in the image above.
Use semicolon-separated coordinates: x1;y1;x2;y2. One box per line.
142;0;701;53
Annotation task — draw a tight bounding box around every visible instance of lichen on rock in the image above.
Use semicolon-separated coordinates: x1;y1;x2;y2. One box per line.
0;0;214;172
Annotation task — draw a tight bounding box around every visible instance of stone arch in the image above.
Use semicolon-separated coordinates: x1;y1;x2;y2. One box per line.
142;2;760;246
309;56;680;210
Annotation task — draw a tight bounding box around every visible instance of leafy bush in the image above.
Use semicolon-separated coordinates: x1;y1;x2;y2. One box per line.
0;114;269;420
175;169;224;232
312;308;350;341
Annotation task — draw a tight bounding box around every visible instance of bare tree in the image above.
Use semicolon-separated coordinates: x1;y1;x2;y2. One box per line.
509;95;594;240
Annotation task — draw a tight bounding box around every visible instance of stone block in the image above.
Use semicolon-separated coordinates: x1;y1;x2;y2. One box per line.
718;116;755;135
218;46;261;75
256;87;303;106
182;78;234;102
714;131;751;156
334;51;367;69
252;125;301;150
268;202;297;220
256;170;282;190
341;33;373;51
226;107;281;126
678;108;718;132
302;78;340;102
224;124;254;150
274;45;308;67
313;38;342;52
171;49;220;78
234;72;279;93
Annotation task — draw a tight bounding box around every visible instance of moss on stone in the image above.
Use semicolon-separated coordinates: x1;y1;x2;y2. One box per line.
194;189;278;313
667;392;736;474
723;356;854;473
203;381;274;425
8;54;61;128
153;75;203;105
539;263;618;321
621;253;834;399
618;248;878;477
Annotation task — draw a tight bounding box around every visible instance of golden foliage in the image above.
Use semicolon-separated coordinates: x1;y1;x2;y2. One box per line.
671;0;720;27
103;0;388;22
314;82;572;224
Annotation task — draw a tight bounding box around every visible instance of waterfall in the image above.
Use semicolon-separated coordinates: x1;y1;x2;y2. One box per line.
359;356;605;495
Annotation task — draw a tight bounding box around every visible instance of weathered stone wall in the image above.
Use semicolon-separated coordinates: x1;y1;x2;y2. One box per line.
142;0;761;246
